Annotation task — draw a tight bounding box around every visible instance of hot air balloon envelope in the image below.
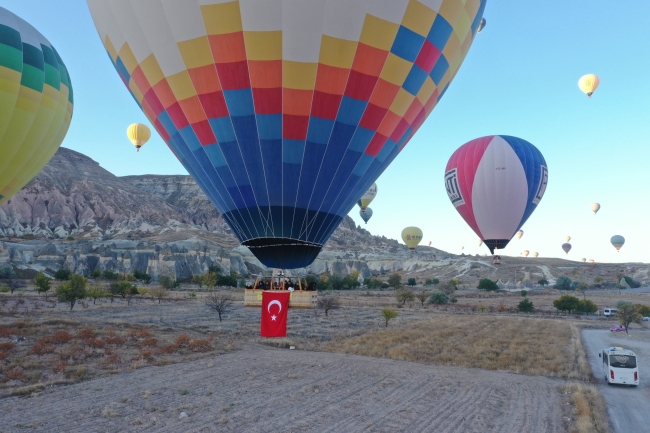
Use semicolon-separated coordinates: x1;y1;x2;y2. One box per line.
565;236;571;243
0;7;74;206
523;250;529;257
358;183;377;211
401;227;423;251
532;252;539;258
478;17;486;33
611;235;625;251
127;123;151;151
87;0;487;269
562;243;572;254
516;230;524;240
578;74;600;97
445;136;548;254
359;207;373;224
590;203;600;214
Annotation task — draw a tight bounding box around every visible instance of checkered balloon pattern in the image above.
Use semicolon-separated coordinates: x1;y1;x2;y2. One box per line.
0;7;73;206
87;0;486;268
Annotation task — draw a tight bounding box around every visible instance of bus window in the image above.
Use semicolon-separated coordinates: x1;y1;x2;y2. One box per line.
609;355;637;369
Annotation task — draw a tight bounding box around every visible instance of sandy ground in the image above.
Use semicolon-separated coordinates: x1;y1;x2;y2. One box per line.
582;329;650;432
0;344;566;433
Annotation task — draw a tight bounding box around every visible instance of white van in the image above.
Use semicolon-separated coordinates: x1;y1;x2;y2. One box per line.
599;347;639;386
603;308;618;317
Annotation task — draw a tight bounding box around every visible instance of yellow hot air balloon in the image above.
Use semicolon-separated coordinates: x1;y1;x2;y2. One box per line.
358;183;377;211
590;203;600;215
401;227;423;252
0;7;74;206
516;230;524;240
578;74;600;98
127;123;151;152
565;236;571;242
532;252;539;258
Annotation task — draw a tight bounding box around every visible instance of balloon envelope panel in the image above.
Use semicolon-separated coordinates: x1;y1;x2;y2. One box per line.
445;135;547;254
0;7;73;205
87;0;486;268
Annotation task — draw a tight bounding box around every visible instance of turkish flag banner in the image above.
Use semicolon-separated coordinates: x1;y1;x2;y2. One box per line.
260;291;290;337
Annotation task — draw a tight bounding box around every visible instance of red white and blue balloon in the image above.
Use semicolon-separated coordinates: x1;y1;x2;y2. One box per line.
444;135;548;254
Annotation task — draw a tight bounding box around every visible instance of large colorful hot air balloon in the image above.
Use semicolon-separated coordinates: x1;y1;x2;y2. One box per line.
562;243;572;254
127;123;151;152
357;183;377;211
516;230;524;240
87;0;487;269
359;207;373;224
445;135;548;254
578;74;600;98
590;203;600;215
0;7;73;206
611;235;625;252
401;226;423;252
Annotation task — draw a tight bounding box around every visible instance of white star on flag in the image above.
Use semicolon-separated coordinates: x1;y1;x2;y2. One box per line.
271;315;277;321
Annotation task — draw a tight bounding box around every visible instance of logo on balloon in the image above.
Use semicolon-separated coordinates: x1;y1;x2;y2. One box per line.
533;166;549;205
445;169;465;208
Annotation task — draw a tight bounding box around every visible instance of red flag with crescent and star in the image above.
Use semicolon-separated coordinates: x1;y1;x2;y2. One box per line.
261;291;290;337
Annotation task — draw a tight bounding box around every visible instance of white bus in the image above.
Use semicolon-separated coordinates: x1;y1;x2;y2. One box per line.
603;308;617;317
599;347;639;386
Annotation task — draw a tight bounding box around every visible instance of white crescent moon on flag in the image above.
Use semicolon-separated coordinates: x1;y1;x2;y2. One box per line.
267;300;282;314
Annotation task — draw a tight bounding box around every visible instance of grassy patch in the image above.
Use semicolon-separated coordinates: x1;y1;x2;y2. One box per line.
324;315;590;380
563;382;608;433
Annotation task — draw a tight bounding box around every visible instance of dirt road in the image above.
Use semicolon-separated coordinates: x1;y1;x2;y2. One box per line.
0;345;565;433
582;329;650;432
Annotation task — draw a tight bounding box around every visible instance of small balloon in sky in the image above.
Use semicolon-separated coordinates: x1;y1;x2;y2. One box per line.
523;250;529;257
578;74;600;98
127;123;151;152
359;208;373;224
562;243;572;254
564;236;571;243
358;183;377;212
516;230;524;240
478;17;486;33
610;235;625;252
478;239;483;246
590;203;601;214
588;259;595;263
532;252;539;258
581;258;586;263
401;227;423;252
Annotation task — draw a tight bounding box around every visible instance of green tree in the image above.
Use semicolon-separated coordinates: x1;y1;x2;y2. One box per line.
110;281;138;298
593;276;604;287
424;278;440;287
415;290;430;307
553;294;580;313
428;289;448;305
407;278;416;287
387;273;402;288
623;276;641;289
133;269;151;283
381;308;398;327
477;278;498;292
34;272;52;300
192;274;204;288
217;273;238;288
54;268;70;281
518;298;534;313
617;304;643;334
90;269;102;279
575;282;589;300
520;290;527;297
56;274;88;310
202;272;218;288
365;277;382;289
577;299;598;314
317;296;341;317
554;275;573;290
87;284;108;304
159;275;179;289
102;270;118;280
538;278;549;287
635;304;650;317
395;288;414;305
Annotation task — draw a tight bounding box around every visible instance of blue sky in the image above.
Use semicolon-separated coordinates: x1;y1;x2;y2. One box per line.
4;0;650;263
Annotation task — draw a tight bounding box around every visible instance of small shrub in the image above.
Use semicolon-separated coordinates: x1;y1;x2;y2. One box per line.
381;308;398;327
179;389;189;395
90;269;102;279
554;275;573;290
102;270;119;280
3;367;25;382
538;278;549;286
84;338;105;349
520;290;527;297
189;338;213;352
76;328;96;340
66;236;75;241
54;268;71;281
105;330;125;346
127;329;152;341
175;334;192;348
0;286;9;293
29;341;55;356
518;298;534;313
141;338;158;347
0;342;14;351
477;278;498;291
428;290;449;305
395;288;415;305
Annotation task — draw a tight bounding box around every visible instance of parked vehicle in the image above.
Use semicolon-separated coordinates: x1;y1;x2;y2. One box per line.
610;325;627;332
604;308;618;317
643;317;649;322
599;347;639;386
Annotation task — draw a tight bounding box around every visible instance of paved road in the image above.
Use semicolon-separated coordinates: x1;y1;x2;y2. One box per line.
582;329;650;432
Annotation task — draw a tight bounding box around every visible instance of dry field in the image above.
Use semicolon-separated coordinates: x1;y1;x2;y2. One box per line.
0;288;617;432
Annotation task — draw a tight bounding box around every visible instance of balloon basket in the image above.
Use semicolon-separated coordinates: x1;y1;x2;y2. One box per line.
244;289;317;309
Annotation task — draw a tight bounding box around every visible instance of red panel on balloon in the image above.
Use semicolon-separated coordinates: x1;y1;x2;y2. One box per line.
252;87;282;114
193;120;217;146
166;102;190;130
359;103;387;130
311;91;342;120
365;133;388;157
198;91;229;118
215;61;251;90
283;114;309;140
344;70;378;101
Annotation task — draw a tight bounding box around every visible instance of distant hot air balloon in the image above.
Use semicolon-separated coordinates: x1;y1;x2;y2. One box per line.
445;136;548;254
562;243;572;254
611;235;625;252
590;203;601;215
359;207;373;224
88;0;487;269
358;183;377;212
532;252;539;258
401;227;423;252
588;259;595;264
127;123;151;152
564;236;571;242
523;250;529;257
578;74;600;98
461;246;464;251
516;230;524;240
428;241;432;247
478;239;483;247
581;258;586;263
0;7;74;207
478;17;486;33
